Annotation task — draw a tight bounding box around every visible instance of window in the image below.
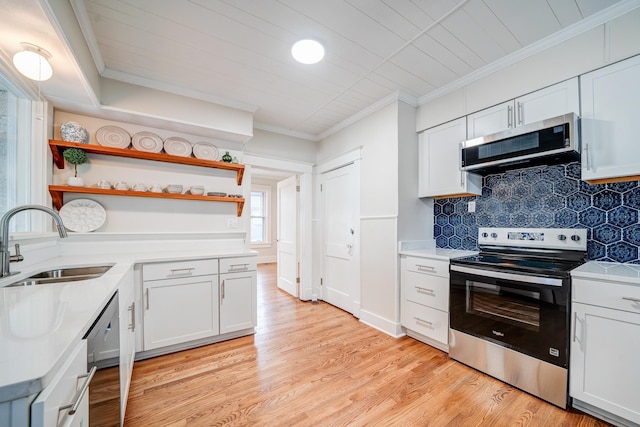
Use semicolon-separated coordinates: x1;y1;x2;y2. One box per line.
250;186;271;244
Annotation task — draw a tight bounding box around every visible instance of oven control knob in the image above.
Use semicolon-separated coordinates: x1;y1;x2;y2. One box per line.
571;234;581;242
558;234;567;241
490;233;498;239
481;232;488;238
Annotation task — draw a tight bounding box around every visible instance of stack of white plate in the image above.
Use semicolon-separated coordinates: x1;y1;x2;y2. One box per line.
132;131;163;153
96;126;131;148
164;137;192;157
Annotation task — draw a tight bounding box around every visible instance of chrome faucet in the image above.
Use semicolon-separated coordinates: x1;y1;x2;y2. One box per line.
1;205;68;277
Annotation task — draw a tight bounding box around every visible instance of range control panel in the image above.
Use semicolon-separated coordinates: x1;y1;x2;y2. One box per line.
478;228;587;250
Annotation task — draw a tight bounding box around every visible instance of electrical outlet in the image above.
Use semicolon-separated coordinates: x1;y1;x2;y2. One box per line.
468;201;476;213
228;218;239;228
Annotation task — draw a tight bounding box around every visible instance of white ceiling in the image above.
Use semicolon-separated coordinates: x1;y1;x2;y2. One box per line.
0;0;636;141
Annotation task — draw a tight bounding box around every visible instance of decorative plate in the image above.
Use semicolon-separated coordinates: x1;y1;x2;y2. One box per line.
59;199;107;232
132;131;163;153
192;142;219;160
163;137;192;157
96;126;131;148
60;122;89;143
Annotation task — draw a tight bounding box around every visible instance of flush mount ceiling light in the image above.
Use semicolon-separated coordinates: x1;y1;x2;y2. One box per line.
291;39;325;64
13;43;53;81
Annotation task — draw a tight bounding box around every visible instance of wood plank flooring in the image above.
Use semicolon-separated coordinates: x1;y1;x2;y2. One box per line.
124;263;609;426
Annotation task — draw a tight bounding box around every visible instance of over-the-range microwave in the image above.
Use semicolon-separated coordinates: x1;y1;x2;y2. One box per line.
461;112;580;175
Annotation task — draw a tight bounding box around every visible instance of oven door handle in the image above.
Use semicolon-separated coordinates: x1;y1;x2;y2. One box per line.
450;264;564;287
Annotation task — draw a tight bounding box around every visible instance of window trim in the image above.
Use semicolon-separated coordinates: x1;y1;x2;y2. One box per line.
250;185;272;246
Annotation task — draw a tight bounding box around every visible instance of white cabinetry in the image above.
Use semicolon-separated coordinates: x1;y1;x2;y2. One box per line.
118;269;135;424
31;340;89;427
142;259;219;351
219;257;257;334
418;118;481;198
467;78;579;138
570;277;640;426
400;255;450;351
580;55;640;184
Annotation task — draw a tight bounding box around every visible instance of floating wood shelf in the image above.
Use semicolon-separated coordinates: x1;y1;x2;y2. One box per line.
49;140;245;185
49;185;245;217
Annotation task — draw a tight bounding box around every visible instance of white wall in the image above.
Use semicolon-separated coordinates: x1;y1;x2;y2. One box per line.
245;129;317;164
52;111;250;235
416;8;640;131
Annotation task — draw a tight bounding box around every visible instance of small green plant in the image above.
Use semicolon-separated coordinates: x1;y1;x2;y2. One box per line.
63;148;88;177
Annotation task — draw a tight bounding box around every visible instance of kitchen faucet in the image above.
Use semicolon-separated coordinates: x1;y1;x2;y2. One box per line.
1;205;68;277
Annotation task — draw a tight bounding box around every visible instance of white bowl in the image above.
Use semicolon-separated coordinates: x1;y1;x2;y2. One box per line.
166;184;183;194
190;186;204;195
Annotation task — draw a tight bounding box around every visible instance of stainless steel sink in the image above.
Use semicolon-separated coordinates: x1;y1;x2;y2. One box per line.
5;265;113;287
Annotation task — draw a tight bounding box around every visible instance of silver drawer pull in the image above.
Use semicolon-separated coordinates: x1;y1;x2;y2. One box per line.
169;268;195;276
416;264;436;273
128;303;135;332
229;263;249;271
622;296;640;304
413;316;433;326
59;366;97;415
415;286;435;294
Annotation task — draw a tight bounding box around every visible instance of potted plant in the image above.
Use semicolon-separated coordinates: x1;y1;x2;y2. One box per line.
63;147;88;187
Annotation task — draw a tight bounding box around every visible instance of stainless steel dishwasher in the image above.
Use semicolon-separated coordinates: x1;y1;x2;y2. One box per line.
84;291;121;426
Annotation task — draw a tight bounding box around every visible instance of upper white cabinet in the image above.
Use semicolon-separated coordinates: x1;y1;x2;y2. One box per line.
570;276;640;425
467;78;580;139
418;117;481;198
581;55;640;183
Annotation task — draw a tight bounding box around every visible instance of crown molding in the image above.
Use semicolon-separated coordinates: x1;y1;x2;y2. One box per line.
253;122;319;141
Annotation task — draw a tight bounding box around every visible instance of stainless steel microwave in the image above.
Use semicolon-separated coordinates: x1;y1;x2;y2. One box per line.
461;113;580;175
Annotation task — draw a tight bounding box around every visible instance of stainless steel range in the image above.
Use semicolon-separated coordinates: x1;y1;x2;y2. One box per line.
448;227;587;408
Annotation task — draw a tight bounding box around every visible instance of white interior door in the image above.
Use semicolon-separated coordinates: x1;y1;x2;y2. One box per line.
322;163;359;315
277;175;298;297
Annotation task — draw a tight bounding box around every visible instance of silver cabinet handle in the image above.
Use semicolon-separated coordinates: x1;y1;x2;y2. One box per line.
145;288;150;310
221;280;225;300
584;144;591;171
517;101;523;125
416;264;436;273
573;312;585;352
169;267;194;277
228;264;249;271
59;366;97;415
128;302;135;331
415;286;435;294
458;141;464;187
413;316;433;326
623;296;640;304
507;105;513;128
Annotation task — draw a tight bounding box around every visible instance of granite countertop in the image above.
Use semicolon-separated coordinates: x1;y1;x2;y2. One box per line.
0;249;256;403
571;260;640;286
398;240;477;260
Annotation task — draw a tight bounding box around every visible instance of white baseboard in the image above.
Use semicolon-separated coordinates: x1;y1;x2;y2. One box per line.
257;256;276;264
359;309;405;338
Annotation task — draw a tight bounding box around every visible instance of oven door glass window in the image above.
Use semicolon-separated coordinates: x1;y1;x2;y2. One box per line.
467;281;540;332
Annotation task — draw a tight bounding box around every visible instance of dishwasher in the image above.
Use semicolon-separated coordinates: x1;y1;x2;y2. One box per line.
84;291;121;426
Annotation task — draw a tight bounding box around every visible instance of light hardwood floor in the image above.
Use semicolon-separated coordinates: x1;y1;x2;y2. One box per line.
124;263;609;426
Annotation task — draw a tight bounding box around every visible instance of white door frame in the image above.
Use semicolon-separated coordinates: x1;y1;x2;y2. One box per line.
244;154;314;300
317;147;362;317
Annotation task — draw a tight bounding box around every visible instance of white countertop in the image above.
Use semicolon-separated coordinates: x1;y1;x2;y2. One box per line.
0;248;256;403
571;261;640;286
398;240;477;260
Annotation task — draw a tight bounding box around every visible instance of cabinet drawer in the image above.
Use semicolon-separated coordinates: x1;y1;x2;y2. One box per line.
402;269;449;311
401;300;449;345
143;258;217;280
573;278;640;314
220;257;257;274
402;256;449;278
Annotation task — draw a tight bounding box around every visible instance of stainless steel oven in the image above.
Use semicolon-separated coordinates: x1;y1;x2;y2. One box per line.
449;228;586;408
84;291;120;426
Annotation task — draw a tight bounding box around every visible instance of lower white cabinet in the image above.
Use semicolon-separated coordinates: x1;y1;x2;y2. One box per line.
400;255;450;351
31;340;89;427
142;260;219;351
118;268;135;424
570;277;640;426
220;257;257;334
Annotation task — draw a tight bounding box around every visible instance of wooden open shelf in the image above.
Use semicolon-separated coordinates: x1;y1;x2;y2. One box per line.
49;185;245;217
49;140;245;185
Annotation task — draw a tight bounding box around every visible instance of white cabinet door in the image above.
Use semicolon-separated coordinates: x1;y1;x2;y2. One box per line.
570;302;640;425
581;55;640;183
142;274;219;351
220;271;257;334
467;100;514;139
467;78;579;138
118;269;135;424
418;117;481;198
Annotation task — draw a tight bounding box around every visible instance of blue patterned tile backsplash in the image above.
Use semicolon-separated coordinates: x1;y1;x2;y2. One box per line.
433;162;640;263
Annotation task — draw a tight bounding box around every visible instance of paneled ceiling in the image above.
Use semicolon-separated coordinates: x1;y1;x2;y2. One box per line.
70;0;631;139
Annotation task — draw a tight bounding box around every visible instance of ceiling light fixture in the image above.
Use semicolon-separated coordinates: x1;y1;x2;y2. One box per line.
12;43;53;81
291;39;325;64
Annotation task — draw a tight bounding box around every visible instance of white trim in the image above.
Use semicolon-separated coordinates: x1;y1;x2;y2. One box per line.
361;215;398;221
244;153;314;174
256;255;277;264
418;0;640;106
250;185;271;245
317;147;362;174
298;173;313;301
253;122;318;142
359;309;405;338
